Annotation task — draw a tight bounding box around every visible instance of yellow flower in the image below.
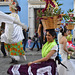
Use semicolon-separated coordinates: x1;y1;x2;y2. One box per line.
47;0;59;10
52;0;59;9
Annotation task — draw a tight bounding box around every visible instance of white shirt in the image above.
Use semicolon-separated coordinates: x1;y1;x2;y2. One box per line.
0;12;24;44
50;45;58;59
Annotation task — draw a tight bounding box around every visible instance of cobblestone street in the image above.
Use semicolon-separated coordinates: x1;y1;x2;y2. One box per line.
0;48;41;75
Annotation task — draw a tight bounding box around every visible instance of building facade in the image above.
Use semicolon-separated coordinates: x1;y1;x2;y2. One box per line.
0;0;74;38
28;0;74;37
0;0;28;27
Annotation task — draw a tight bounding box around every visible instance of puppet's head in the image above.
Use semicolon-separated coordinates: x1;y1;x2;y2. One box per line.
9;0;21;12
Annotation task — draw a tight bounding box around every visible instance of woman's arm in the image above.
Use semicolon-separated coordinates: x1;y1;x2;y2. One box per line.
63;39;71;54
28;50;56;66
13;14;27;29
0;11;27;29
63;41;69;53
0;11;15;23
38;24;42;36
14;20;27;29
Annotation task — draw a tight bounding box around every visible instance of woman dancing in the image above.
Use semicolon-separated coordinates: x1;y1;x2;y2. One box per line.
7;29;58;75
0;0;27;63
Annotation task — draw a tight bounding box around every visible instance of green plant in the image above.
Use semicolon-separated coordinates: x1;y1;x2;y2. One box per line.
62;9;74;25
38;0;63;18
38;0;74;26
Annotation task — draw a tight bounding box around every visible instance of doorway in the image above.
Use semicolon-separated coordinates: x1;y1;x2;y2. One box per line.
34;8;43;31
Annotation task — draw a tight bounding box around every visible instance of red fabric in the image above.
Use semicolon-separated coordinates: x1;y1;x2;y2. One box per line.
67;41;75;50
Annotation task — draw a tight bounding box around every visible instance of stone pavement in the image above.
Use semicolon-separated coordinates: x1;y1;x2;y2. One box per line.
25;48;41;55
0;48;42;75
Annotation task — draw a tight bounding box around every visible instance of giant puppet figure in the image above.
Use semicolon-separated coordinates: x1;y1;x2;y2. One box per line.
0;0;27;63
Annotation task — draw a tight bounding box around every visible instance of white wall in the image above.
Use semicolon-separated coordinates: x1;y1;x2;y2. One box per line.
28;3;45;37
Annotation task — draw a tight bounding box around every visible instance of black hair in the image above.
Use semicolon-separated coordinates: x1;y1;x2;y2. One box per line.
68;29;72;32
60;27;67;36
46;29;57;43
46;29;57;38
28;37;31;39
13;0;21;12
16;6;21;11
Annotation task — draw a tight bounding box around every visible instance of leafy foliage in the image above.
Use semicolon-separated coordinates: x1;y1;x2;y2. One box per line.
38;0;63;18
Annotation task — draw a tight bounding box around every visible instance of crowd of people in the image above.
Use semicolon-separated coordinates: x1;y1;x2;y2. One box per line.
0;0;75;75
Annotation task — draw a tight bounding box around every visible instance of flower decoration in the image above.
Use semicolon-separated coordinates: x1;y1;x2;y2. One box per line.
9;1;17;10
40;0;58;9
62;9;74;25
38;0;63;19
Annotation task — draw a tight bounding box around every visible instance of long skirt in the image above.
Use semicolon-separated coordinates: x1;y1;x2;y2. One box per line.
7;59;57;75
4;41;25;56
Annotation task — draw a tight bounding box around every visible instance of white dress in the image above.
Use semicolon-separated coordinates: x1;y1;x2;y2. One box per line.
0;11;27;61
0;11;27;44
58;44;75;75
57;32;62;44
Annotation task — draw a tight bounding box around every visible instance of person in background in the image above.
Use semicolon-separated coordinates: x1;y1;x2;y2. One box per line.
0;22;7;57
38;19;44;50
57;26;63;44
57;27;75;75
66;29;75;50
43;29;47;44
30;29;39;51
55;25;63;32
66;29;72;44
22;28;29;52
28;37;32;49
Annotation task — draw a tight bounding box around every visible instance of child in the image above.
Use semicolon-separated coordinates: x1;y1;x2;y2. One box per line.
28;37;32;49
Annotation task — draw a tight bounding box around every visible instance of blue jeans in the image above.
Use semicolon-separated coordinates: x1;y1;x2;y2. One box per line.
22;39;27;51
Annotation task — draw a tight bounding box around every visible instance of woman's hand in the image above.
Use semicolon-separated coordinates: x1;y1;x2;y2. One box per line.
28;62;33;66
68;51;72;55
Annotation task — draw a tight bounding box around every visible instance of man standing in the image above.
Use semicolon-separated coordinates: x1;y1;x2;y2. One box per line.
38;19;44;49
22;28;29;52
